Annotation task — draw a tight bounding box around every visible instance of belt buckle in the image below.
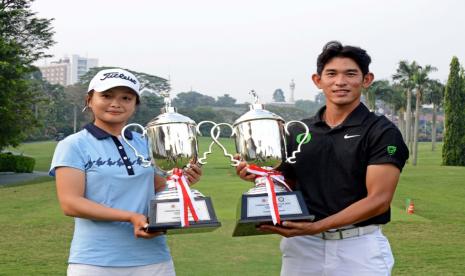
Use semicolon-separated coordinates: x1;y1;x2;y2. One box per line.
320;225;378;240
322;227;356;240
321;229;344;240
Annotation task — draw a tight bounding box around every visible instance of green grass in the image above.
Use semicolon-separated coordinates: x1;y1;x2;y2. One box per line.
385;143;465;275
6;141;57;172
1;140;465;275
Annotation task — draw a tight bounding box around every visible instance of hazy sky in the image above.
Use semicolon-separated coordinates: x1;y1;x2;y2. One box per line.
32;0;465;103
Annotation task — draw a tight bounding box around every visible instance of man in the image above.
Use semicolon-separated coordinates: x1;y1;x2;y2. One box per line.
236;41;408;275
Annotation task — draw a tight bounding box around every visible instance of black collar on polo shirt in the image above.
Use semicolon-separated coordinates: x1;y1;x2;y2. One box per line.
84;123;133;140
313;103;370;128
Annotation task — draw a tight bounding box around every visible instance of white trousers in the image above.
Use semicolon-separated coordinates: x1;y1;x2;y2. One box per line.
67;260;175;276
280;228;394;276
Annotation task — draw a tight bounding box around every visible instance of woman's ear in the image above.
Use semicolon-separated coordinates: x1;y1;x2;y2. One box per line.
86;93;93;107
82;94;92;112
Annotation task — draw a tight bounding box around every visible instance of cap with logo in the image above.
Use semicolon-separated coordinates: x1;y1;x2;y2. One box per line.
88;68;141;96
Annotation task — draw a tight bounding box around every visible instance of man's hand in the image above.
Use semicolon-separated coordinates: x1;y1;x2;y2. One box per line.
259;221;322;238
235;157;256;182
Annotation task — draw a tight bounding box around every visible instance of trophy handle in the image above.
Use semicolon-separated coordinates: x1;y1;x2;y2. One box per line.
196;121;219;165
284;120;309;164
210;123;240;167
121;123;152;167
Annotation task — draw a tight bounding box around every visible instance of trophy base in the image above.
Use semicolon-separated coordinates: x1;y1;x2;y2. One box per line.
232;191;315;237
147;196;221;234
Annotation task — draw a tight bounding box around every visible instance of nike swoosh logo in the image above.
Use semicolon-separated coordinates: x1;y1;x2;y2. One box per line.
344;134;361;139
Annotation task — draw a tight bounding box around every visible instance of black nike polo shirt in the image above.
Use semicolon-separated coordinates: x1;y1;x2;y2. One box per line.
278;103;409;226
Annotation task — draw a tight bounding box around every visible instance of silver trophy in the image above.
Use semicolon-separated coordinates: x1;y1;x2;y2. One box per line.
212;90;314;236
122;91;221;234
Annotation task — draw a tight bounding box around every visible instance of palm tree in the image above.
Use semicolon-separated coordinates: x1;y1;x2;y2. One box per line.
363;80;392;112
393;61;417;152
376;82;406;136
423;79;444;151
392;84;407;137
411;64;437;165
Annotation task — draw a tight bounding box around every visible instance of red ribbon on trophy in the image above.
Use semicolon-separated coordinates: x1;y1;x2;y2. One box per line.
246;164;292;225
168;168;199;227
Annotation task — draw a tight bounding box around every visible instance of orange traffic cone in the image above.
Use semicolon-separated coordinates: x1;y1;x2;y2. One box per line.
407;199;415;214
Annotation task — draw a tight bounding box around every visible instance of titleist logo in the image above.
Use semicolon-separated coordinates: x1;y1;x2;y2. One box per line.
100;72;137;84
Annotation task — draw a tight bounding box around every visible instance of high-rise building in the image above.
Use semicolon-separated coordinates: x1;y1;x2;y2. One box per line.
39;55;98;86
69;55;98;84
39;62;69;86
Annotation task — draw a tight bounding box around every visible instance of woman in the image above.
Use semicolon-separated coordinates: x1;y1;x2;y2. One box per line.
50;68;202;275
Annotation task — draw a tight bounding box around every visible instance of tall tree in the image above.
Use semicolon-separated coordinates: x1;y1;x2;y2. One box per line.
423;79;444;151
0;38;34;149
363;80;392;112
173;91;215;108
374;82;408;137
389;84;408;138
294;99;323;117
64;84;89;133
442;57;465;166
0;0;55;150
267;105;308;121
131;92;164;125
273;89;285;102
393;60;417;152
25;70;82;139
177;106;231;136
0;0;55;63
216;94;237;107
411;64;437;165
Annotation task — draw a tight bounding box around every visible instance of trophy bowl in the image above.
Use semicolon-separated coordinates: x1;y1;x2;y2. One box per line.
212;90;314;237
122;96;221;234
145;108;198;173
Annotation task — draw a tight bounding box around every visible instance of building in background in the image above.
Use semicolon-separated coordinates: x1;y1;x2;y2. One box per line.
39;55;98;86
268;79;296;107
38;61;69;86
69;55;98;84
288;79;295;103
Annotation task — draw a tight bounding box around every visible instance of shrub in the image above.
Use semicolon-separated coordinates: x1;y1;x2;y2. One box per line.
0;153;36;173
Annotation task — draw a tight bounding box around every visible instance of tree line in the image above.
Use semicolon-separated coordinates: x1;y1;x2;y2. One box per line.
21;66;324;140
359;59;465;166
2;0;465;166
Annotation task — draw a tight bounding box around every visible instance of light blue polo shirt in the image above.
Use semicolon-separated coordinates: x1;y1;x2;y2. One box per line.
50;123;171;266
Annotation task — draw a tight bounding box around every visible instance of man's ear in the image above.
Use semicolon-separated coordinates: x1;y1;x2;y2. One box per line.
362;72;374;88
312;74;321;89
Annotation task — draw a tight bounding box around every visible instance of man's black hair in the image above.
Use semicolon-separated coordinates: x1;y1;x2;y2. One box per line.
316;41;371;76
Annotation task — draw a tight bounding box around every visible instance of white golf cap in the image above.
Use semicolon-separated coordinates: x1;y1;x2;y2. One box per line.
87;68;140;95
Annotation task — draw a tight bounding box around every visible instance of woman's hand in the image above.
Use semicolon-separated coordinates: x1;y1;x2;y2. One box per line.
129;213;165;239
56;167;165;239
184;163;202;185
